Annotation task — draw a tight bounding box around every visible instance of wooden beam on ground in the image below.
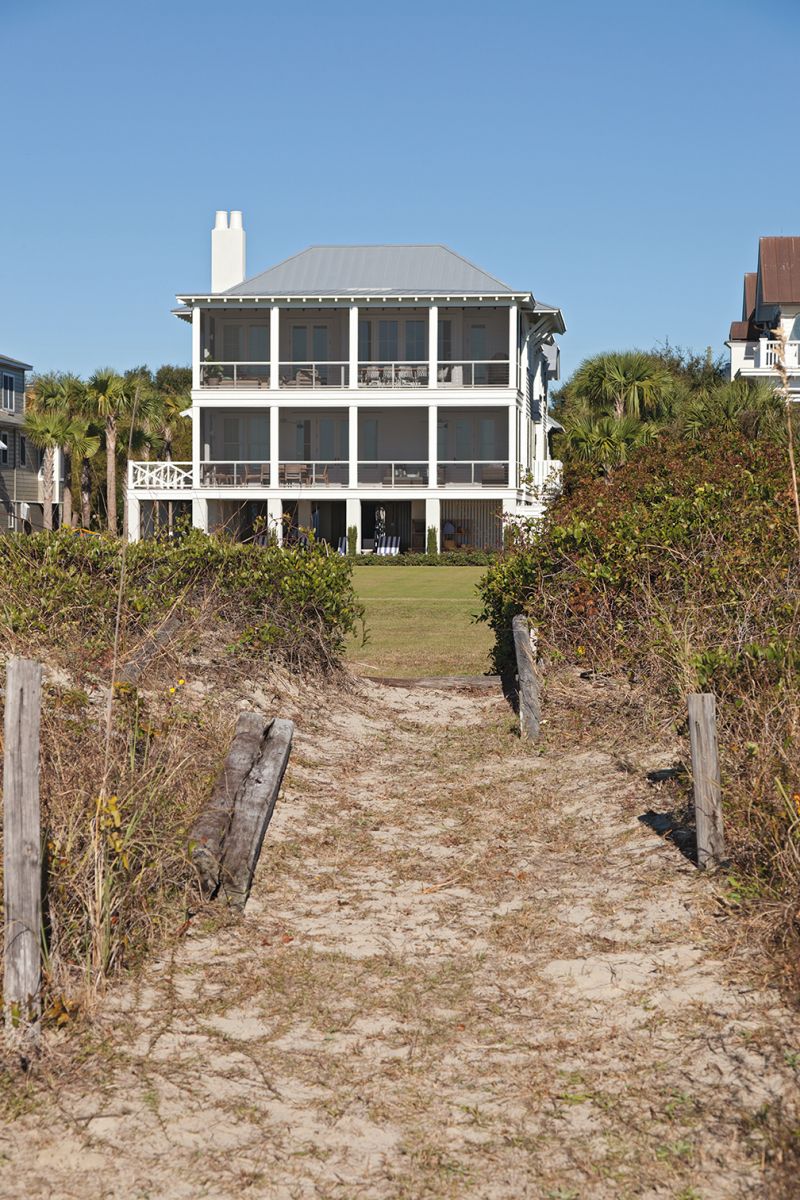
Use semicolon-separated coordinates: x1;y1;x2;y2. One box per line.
117;611;183;686
189;712;269;899
363;675;502;691
512;614;541;741
220;718;294;911
3;656;43;1047
687;693;726;869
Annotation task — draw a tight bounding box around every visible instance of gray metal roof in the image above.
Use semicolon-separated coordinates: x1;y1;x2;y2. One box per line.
222;244;520;298
0;353;32;371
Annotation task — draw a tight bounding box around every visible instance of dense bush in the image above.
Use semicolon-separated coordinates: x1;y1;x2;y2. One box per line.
356;550;499;566
480;431;800;965
0;529;362;675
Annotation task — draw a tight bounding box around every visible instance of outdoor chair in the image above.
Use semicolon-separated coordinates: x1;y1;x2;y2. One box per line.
376;536;400;556
337;536;348;555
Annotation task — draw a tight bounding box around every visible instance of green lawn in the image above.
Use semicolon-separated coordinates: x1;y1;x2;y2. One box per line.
345;565;494;678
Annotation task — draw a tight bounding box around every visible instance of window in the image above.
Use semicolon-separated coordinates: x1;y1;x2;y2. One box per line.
378;320;398;361
222;325;244;362
358;320;372;361
2;374;14;411
0;430;8;466
291;325;328;364
361;418;378;460
405;320;426;361
247;324;268;362
19;436;26;467
438;320;452;362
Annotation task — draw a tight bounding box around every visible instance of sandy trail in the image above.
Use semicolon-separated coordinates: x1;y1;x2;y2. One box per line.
1;668;797;1199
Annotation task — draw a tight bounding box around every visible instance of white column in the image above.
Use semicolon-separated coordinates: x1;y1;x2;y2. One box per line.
267;497;283;545
270;405;280;489
191;406;201;486
508;403;517;489
192;497;208;532
270;305;280;390
349;305;359;390
127;494;141;543
428;304;438;388
425;496;440;552
346;495;361;553
348;404;358;488
508;303;518;391
427;404;437;489
192;306;201;390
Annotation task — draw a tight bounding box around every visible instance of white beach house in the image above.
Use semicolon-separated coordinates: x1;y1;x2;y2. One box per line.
728;236;800;399
127;212;565;550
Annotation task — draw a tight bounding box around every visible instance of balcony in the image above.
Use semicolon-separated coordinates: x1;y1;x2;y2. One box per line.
437;461;509;487
357;462;429;487
200;362;270;389
761;340;800;370
437;360;510;387
129;461;192;489
278;462;348;487
198;462;270;486
357;362;429;388
279;362;349;388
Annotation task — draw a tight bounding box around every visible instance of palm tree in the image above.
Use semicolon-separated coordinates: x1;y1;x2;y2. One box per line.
65;418;102;528
54;373;88;528
569;352;674;421
87;368;142;535
24;407;70;530
562;413;659;478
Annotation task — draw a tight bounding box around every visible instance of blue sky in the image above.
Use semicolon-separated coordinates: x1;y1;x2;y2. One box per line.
3;0;798;380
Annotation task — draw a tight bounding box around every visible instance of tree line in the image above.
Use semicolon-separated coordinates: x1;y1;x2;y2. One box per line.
552;345;789;476
24;365;191;533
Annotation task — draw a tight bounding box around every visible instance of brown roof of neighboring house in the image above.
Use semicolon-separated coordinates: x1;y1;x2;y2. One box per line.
758;237;800;304
729;271;759;341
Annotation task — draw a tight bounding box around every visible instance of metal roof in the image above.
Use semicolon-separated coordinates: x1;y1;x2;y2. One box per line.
218;244;520;298
758;237;800;305
0;353;32;371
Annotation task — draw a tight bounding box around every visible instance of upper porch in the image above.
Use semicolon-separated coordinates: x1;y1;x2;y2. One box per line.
187;302;519;393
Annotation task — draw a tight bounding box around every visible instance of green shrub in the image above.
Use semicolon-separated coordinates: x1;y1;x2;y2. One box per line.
357;550;498;566
347;524;358;557
426;526;439;556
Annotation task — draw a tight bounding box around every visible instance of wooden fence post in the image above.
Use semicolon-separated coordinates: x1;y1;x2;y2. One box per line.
512;614;541;741
3;656;43;1044
687;693;726;869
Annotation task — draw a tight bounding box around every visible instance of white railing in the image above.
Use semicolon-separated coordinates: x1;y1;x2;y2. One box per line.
200;362;270;388
358;362;429;387
198;462;271;486
437;461;509;486
761;340;800;369
437;360;510;387
129;461;192;489
279;462;348;486
279;362;349;388
526;460;563;492
357;462;429;487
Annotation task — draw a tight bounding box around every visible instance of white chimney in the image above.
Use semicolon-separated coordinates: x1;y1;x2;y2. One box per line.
211;209;246;293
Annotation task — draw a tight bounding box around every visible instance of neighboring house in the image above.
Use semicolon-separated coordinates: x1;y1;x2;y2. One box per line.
127;212;565;550
0;353;59;532
727;237;800;397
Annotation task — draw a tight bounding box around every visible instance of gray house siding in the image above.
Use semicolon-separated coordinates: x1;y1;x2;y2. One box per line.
0;355;49;531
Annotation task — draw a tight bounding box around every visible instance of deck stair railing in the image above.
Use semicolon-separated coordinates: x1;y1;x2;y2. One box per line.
129;461;193;489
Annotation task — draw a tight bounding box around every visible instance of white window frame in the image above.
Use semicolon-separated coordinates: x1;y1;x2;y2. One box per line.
2;374;14;411
0;430;9;466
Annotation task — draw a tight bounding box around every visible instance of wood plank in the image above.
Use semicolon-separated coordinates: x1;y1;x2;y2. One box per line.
220;718;294;910
688;693;727;869
189;712;269;899
512;614;541;741
117;611;183;686
3;657;43;1044
363;675;501;691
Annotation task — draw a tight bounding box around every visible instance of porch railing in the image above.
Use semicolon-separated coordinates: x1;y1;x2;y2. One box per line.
279;462;348;487
761;340;800;369
437;461;509;487
526;460;563;491
198;462;271;486
279;362;349;388
200;362;270;388
358;362;429;387
129;461;193;489
437;360;510;387
357;461;429;487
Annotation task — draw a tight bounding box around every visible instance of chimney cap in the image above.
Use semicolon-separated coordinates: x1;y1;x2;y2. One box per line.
214;210;228;230
229;210;243;230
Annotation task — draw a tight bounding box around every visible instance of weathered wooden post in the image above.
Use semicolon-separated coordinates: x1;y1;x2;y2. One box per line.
512;614;541;741
3;656;43;1045
687;693;726;869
